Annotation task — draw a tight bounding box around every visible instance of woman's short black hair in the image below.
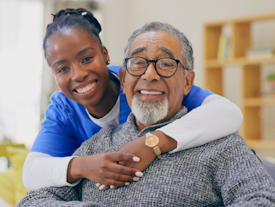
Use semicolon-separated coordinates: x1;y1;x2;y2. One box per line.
43;8;102;61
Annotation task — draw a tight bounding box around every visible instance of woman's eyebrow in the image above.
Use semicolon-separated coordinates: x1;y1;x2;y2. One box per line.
76;47;95;57
52;47;95;67
52;59;67;67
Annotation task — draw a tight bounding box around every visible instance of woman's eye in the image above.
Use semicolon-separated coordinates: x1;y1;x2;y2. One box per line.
58;67;70;73
83;56;93;63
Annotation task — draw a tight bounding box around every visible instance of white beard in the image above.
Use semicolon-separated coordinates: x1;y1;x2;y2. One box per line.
131;93;168;125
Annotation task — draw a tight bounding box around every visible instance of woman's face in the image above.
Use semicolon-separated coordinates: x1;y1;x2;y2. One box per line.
46;29;110;110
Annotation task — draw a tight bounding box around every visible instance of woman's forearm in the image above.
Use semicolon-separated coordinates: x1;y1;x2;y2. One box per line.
23;152;78;190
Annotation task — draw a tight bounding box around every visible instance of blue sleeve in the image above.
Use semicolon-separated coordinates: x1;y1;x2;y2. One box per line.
182;85;214;112
30;92;101;157
108;65;121;75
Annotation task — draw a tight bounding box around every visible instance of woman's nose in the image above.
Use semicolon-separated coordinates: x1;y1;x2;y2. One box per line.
71;64;89;82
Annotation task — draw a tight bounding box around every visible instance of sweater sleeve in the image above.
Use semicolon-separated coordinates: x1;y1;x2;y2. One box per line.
22;152;81;190
157;94;243;153
216;135;275;206
16;185;101;207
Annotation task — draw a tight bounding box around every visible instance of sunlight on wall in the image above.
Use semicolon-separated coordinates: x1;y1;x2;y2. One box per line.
0;0;44;149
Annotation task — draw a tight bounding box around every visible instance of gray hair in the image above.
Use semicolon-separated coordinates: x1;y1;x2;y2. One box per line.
122;22;194;72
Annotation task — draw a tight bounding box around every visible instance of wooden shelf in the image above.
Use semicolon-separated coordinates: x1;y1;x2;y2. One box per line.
245;140;275;149
204;13;275;150
205;56;275;68
242;97;275;106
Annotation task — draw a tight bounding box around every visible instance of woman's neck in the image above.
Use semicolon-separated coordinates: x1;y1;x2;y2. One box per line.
86;74;120;119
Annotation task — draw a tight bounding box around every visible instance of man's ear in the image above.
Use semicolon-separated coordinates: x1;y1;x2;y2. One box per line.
119;68;126;94
183;70;195;96
102;46;110;64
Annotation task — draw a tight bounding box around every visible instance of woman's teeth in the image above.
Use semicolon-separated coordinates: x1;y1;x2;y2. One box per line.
76;82;96;94
140;90;163;95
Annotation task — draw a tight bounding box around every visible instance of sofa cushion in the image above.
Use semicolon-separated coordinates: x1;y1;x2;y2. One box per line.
6;146;30;204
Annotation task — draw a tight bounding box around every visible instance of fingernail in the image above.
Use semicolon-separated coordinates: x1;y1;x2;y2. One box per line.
135;172;143;177
96;183;101;187
133;177;139;181
133;157;140;162
125;182;130;185
99;185;106;190
110;185;115;189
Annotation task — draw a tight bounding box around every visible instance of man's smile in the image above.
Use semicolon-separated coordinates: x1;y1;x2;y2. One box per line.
140;90;163;95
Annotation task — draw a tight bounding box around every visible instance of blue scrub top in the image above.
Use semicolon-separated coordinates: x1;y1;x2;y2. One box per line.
30;65;213;157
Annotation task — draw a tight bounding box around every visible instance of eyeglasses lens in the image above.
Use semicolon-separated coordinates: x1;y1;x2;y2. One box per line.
127;57;177;77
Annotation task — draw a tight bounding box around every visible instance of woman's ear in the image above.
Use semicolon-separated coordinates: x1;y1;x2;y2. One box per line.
119;68;126;93
183;70;195;96
102;46;110;64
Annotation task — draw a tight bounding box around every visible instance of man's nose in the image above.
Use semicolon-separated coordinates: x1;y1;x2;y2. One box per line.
71;63;89;82
141;63;160;81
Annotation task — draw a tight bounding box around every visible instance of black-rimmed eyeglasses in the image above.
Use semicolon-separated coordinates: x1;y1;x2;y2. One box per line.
124;57;189;78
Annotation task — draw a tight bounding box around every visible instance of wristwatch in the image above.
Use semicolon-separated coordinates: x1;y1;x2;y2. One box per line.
145;132;161;158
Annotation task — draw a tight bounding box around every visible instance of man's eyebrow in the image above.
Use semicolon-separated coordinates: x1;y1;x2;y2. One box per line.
158;46;175;58
129;46;147;57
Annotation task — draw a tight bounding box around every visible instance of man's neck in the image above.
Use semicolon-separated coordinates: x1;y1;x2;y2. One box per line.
134;106;188;132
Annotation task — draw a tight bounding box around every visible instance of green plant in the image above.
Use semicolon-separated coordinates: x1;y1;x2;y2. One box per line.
267;73;275;80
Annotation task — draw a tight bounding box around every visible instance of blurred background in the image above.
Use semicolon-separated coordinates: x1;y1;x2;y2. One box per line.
0;0;275;163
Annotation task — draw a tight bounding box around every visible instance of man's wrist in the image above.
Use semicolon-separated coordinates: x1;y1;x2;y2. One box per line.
150;131;177;153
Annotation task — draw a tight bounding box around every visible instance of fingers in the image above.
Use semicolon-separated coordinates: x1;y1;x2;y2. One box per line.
106;152;140;163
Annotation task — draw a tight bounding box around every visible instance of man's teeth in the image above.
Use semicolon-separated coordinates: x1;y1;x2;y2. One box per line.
76;83;96;94
140;90;163;95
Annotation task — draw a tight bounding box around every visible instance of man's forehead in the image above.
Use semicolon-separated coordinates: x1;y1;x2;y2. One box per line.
129;31;182;58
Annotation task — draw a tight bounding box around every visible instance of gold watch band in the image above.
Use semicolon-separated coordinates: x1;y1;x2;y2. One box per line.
145;132;161;158
153;146;161;158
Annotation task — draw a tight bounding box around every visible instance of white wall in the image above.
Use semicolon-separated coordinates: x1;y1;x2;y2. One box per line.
100;0;275;87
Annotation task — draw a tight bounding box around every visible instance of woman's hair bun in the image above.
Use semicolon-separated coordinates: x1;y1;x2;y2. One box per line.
51;8;101;33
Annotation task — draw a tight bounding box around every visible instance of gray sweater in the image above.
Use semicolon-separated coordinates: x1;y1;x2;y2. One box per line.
18;108;275;207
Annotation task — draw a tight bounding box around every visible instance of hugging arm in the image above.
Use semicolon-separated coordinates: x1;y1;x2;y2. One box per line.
116;91;243;173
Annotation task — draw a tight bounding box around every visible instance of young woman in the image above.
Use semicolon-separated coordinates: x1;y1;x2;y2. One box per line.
23;8;243;190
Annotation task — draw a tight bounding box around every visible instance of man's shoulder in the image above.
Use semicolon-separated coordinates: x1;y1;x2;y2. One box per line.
73;124;123;156
200;133;249;157
171;133;249;163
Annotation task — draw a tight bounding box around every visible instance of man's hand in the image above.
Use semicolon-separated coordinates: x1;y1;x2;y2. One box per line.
67;152;143;190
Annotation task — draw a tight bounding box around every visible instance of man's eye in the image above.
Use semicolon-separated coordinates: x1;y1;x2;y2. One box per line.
83;56;93;63
58;67;70;73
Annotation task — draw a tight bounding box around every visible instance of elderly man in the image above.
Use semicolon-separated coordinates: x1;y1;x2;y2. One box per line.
18;22;275;207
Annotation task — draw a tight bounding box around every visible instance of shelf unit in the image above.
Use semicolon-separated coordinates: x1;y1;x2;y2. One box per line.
204;13;275;149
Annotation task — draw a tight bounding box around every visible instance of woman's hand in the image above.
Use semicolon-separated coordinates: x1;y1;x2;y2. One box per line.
67;152;143;189
95;131;177;190
117;131;177;170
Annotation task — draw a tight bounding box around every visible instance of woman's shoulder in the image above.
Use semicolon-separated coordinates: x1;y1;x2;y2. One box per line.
47;91;86;118
108;65;122;75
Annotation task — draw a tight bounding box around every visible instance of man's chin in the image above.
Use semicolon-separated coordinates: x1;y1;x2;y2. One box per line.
131;93;168;125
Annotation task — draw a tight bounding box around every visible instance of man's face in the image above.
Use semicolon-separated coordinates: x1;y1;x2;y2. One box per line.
120;31;194;127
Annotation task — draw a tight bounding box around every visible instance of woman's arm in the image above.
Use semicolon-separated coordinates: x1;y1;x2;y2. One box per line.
158;94;243;152
115;94;243;173
22;152;78;190
23;152;142;190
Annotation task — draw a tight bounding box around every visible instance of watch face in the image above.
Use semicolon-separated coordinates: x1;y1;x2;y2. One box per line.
147;136;158;147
